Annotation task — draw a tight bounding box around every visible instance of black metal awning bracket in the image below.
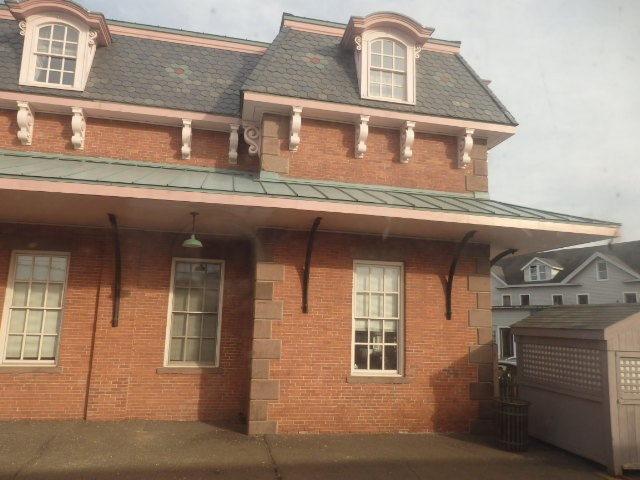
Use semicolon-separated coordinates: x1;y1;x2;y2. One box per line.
108;213;121;328
445;230;477;320
490;248;518;267
302;217;322;313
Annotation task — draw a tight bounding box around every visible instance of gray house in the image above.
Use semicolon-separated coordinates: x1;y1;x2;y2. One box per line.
492;241;640;358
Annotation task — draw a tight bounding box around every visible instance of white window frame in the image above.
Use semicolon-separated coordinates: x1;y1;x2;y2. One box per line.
351;260;404;376
0;251;70;366
502;295;511;307
623;292;638;304
552;294;564;306
19;13;97;91
357;29;416;105
529;264;547;281
596;260;608;281
577;294;590;305
520;294;530;306
164;258;225;368
497;327;516;359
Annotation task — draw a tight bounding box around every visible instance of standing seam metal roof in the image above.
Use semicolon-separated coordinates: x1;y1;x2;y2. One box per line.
0;150;616;227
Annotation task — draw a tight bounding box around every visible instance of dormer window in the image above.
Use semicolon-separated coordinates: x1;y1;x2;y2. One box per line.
529;264;547;281
340;13;433;106
369;39;407;101
8;0;111;92
34;24;79;87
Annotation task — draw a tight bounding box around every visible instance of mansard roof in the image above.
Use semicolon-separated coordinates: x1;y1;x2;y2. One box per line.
0;18;261;116
0;7;517;125
244;23;516;125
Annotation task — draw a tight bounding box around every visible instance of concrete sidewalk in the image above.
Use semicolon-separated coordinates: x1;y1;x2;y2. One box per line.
0;421;626;480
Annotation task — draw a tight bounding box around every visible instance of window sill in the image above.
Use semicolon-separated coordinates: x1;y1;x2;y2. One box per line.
156;367;223;375
0;366;62;374
347;375;410;384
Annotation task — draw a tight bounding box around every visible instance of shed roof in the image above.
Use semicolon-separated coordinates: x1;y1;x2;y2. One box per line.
512;304;640;331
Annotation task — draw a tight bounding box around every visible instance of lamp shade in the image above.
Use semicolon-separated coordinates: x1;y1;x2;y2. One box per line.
182;233;203;248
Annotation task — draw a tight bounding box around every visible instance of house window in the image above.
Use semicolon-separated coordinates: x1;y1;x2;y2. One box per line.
624;292;638;304
529;264;547;281
596;260;608;281
166;259;223;366
577;294;589;305
369;39;407;101
502;295;511;307
353;262;402;374
498;327;515;359
1;253;69;364
552;294;564;305
520;294;530;306
33;24;79;87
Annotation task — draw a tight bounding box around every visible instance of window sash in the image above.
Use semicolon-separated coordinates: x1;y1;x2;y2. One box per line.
368;39;407;101
596;261;608;280
33;24;78;87
167;260;223;366
353;262;402;374
2;253;68;364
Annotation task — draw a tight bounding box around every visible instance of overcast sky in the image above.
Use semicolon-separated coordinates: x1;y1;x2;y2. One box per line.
81;0;640;243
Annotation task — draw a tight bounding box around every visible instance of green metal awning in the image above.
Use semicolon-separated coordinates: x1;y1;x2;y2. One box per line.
0;150;620;254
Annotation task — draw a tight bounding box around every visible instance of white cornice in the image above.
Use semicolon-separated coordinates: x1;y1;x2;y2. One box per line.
0;91;240;132
242;91;516;149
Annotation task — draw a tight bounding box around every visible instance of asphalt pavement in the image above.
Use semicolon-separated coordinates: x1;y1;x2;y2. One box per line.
0;421;631;480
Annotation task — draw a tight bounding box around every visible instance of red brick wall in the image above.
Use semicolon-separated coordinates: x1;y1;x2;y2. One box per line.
261;230;483;434
0;110;258;172
0;223;253;422
273;116;473;192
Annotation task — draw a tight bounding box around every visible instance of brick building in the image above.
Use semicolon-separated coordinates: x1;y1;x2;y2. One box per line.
0;0;618;434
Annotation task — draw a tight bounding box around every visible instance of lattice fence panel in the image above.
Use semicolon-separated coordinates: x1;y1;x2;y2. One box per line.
521;343;603;398
619;357;640;400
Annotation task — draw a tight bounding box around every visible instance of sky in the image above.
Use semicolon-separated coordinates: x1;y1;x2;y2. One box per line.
80;0;640;243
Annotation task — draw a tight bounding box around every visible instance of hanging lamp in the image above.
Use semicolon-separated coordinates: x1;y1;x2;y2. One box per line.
182;212;203;248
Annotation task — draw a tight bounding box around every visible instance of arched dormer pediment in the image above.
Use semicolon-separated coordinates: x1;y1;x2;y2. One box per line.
340;12;434;105
340;12;434;51
8;0;111;91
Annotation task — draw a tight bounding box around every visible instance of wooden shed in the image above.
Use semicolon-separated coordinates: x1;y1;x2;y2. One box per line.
511;304;640;475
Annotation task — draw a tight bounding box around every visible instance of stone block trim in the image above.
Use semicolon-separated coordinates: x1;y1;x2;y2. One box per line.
468;274;491;293
252;339;282;359
476;292;491;310
261;153;289;174
250;379;280;400
477;327;492;345
469;382;493;400
261;115;290;174
256;263;285;282
254;300;283;320
468;309;492;328
466;175;488;193
469;345;493;364
249;257;286;435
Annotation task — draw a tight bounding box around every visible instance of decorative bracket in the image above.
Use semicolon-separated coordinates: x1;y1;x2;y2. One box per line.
303;217;322;314
228;124;239;164
70;107;86;150
400;121;416;163
243;123;261;158
355;115;370;159
289;106;303;152
19;21;26;36
490;248;518;267
181;119;192;160
415;44;422;59
16;101;34;146
457;128;475;168
445;230;477;320
354;35;362;51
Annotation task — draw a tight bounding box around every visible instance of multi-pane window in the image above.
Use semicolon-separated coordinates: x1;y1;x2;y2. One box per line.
167;260;223;366
529;264;547;281
498;327;515;359
520;294;530;306
624;292;638;304
502;295;512;307
552;294;564;305
596;260;608;281
353;262;402;374
2;253;68;363
369;39;407;101
577;294;589;305
34;24;79;86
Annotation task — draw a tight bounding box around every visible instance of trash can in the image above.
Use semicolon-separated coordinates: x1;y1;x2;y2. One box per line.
494;398;530;452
